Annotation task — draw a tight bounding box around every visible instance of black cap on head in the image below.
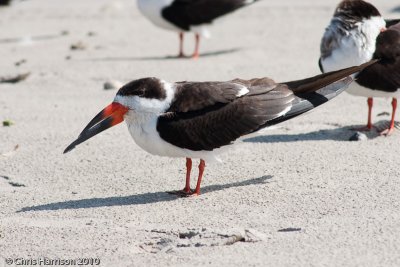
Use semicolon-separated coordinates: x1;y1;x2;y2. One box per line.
335;0;381;20
117;77;166;100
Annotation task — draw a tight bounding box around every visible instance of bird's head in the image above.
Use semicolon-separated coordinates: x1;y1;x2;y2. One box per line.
64;77;173;153
334;0;386;35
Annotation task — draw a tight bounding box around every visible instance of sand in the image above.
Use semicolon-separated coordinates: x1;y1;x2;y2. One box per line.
1;0;400;266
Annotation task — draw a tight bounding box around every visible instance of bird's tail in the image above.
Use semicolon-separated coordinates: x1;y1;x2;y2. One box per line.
266;60;377;126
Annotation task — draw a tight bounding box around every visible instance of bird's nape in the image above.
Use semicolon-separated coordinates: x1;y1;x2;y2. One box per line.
63;102;129;154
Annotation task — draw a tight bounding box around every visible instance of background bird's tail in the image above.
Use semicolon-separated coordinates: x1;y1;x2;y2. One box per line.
266;60;377;126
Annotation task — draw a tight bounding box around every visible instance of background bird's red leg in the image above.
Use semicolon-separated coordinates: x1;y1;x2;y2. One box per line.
183;158;192;193
353;97;374;131
192;34;200;59
367;97;373;129
192;159;205;195
380;98;397;136
178;32;185;58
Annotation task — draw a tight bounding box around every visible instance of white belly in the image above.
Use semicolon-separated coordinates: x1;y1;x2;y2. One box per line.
321;36;374;73
137;0;211;37
137;0;181;32
125;112;223;162
347;82;400;98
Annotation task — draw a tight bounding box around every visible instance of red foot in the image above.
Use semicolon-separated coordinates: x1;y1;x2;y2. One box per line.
191;53;199;60
167;189;200;197
380;127;395;136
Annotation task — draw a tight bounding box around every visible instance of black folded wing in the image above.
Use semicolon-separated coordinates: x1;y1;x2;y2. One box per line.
157;62;376;151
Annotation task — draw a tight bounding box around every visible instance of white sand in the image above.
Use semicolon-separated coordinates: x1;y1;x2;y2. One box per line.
1;0;400;266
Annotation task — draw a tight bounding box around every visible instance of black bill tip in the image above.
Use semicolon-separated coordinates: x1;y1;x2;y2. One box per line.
63;143;76;154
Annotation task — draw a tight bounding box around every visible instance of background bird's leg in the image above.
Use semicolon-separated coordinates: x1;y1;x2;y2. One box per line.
367;97;374;129
178;32;185;58
183;158;192;193
192;159;205;195
192;34;200;59
352;97;375;131
380;98;397;136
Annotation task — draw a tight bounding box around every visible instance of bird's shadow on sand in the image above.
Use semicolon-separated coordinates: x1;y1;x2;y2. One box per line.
244;120;399;143
18;175;272;212
86;48;242;62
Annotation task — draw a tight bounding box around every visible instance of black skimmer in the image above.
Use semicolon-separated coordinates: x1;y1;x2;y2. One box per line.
319;0;400;135
137;0;258;58
64;61;375;196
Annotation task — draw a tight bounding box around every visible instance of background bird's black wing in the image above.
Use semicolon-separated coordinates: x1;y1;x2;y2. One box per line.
357;24;400;92
162;0;255;30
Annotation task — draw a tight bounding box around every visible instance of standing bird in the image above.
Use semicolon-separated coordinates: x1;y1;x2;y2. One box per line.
319;0;400;135
64;61;375;196
137;0;258;58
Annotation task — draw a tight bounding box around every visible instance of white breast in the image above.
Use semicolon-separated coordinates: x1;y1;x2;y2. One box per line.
320;16;390;98
321;30;373;72
321;16;385;72
137;0;181;32
124;112;223;162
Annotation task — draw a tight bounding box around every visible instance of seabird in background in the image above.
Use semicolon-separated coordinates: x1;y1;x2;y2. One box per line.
137;0;258;58
319;0;400;135
64;61;375;196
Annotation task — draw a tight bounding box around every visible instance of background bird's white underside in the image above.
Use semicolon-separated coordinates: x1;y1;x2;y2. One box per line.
137;0;180;31
347;83;400;98
321;16;391;98
321;17;383;72
137;0;211;37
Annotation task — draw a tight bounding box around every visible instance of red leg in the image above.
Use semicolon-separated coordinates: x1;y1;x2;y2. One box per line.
183;158;192;193
192;34;200;59
192;159;205;195
367;97;373;129
353;97;374;131
167;158;193;196
380;98;397;136
178;32;185;58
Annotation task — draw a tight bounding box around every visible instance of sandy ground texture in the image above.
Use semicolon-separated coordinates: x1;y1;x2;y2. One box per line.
1;0;400;266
